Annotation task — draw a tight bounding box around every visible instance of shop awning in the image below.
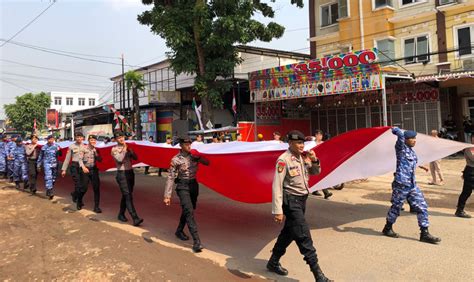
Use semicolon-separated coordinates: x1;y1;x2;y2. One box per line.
415;71;474;83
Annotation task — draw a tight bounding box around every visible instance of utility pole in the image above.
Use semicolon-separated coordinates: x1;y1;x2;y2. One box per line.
121;54;126;131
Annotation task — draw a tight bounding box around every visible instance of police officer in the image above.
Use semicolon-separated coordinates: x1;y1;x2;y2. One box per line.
455;135;474;218
111;131;143;226
37;135;61;199
6;135;17;182
164;137;209;253
267;130;331;282
12;136;28;190
382;128;441;244
25;134;40;194
61;132;87;209
79;134;102;213
0;134;7;178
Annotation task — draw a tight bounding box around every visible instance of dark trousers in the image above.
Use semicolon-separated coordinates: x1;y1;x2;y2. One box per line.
272;192;318;268
70;163;85;202
458;166;474;210
115;170;139;219
83;166;101;208
176;180;200;242
27;159;37;188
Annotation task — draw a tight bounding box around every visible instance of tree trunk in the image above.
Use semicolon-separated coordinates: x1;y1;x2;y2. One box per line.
133;88;142;140
193;0;212;128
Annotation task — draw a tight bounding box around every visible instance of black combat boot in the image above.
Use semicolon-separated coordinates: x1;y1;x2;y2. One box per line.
312;191;322;196
15;181;20;189
175;230;190;241
455;208;472;218
47;189;54;200
311;264;332;282
192;240;204;253
132;215;144;226
93;206;102;213
71;192;77;203
30;184;36;195
382;222;399;238
23;181;29;190
420;227;441;244
266;254;288;276
323;189;333;199
76;193;84;210
117;214;128;222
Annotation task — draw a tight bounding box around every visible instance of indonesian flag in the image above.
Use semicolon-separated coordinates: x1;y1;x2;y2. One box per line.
38;127;472;204
192;97;204;130
232;89;237;115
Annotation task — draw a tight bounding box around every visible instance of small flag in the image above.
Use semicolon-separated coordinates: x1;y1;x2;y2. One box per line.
232;89;237;115
33;118;37;130
192;97;204;130
206;120;214;129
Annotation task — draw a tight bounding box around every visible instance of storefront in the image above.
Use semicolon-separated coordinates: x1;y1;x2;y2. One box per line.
248;49;444;140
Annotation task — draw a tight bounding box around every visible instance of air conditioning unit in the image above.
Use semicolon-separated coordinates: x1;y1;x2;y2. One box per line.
439;0;457;5
462;58;474;71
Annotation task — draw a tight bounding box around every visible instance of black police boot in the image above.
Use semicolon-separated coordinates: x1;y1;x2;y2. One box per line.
312;191;322;196
71;192;77;203
93;206;102;213
455;208;472;218
323;189;333;199
175;230;190;241
48;189;54;200
76;193;84;210
382;222;399;238
266;254;288;276
311;264;332;282
117;214;128;222
192;240;204;253
15;181;20;189
23;181;29;190
420;227;441;244
30;184;36;195
132;216;144;227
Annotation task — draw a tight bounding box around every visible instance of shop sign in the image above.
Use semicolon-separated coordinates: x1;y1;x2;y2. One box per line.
148;90;181;104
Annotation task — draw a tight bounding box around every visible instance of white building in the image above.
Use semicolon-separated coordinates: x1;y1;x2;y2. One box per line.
47;91;100;138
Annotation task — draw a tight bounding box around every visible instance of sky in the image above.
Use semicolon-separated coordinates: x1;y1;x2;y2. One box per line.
0;0;310;119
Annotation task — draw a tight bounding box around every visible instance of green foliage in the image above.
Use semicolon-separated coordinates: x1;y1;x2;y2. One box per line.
138;0;303;121
124;70;145;92
4;92;51;133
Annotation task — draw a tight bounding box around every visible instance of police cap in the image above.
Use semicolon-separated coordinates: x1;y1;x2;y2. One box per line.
74;132;84;137
0;134;4;139
88;134;97;140
47;134;55;140
114;131;125;138
179;136;192;144
287;130;305;141
16;136;23;143
404;130;417;139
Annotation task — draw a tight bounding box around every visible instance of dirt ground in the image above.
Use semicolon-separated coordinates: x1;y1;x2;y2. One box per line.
0;184;263;281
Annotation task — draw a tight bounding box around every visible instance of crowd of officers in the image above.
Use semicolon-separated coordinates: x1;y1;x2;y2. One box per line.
0;127;473;282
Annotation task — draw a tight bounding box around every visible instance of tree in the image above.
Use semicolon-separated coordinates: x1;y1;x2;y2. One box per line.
124;70;146;140
4;92;51;133
138;0;303;126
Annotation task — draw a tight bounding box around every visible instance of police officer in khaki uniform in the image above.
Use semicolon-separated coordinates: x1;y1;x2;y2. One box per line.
164;137;209;253
79;134;102;213
111;131;143;226
267;130;331;282
25;134;40;194
61;132;87;210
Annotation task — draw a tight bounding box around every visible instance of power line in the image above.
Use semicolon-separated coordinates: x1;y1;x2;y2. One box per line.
0;78;34;92
0;0;57;48
1;72;111;85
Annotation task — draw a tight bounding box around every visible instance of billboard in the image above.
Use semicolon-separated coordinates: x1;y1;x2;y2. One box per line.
46;109;58;128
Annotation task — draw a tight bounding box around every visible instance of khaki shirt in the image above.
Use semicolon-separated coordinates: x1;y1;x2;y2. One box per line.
111;145;137;171
464;148;474;168
62;143;87;171
25;143;40;160
272;150;320;214
164;151;199;198
79;145;101;168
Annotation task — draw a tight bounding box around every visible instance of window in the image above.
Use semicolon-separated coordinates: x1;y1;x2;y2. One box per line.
321;3;338;27
404;35;429;64
66;97;73;106
338;0;348;19
374;0;393;9
456;26;474;57
89;98;95;106
54;97;61;105
376;39;395;65
401;0;424;5
78;98;85;106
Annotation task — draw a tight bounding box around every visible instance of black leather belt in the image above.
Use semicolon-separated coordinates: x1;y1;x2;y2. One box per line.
175;178;197;184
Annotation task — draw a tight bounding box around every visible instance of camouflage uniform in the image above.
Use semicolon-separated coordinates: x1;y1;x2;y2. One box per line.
0;138;6;176
386;127;429;228
6;140;16;179
37;142;60;192
12;143;28;183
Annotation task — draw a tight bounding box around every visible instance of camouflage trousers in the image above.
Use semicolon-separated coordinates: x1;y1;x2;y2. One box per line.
386;181;429;228
13;158;28;182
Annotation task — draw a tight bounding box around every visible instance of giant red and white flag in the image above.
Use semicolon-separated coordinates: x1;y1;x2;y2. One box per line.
40;127;472;203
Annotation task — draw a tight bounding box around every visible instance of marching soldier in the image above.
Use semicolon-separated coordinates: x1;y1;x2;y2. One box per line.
111;131;143;226
164;137;210;253
61;132;87;210
12;137;28;190
382;128;441;244
25;134;40;194
0;134;6;178
37;135;61;199
79;134;102;213
267;130;331;282
6;135;17;182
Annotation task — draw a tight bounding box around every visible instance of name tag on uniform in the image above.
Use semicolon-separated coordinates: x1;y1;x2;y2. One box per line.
288;166;300;177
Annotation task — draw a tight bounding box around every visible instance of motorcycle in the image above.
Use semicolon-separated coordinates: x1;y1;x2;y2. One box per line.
439;127;458;141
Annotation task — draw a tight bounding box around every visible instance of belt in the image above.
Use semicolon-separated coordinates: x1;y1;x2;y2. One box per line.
284;190;308;200
175;178;197;184
71;161;80;165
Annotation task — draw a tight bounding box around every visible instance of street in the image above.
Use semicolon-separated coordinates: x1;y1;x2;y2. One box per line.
0;158;473;281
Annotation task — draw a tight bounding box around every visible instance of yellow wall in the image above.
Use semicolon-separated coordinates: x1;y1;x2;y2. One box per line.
444;5;474;71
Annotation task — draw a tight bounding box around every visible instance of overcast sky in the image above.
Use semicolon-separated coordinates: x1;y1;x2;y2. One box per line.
0;0;310;119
